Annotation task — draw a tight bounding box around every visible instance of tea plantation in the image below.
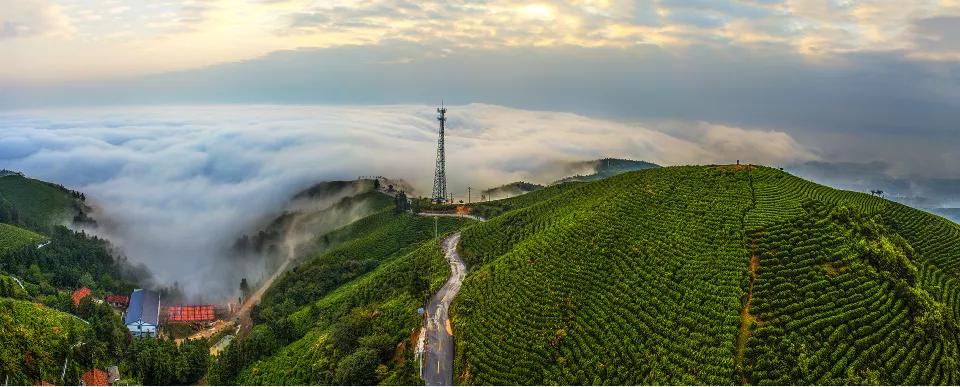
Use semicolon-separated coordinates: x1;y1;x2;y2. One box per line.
450;165;960;385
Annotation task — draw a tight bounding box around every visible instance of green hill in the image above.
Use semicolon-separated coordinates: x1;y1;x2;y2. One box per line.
210;203;475;385
0;174;87;232
450;165;960;385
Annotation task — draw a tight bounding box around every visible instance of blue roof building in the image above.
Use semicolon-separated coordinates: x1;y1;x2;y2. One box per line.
125;289;160;338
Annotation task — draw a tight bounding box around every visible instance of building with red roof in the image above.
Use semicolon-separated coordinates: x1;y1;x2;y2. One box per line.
166;305;215;322
105;294;129;308
71;287;91;306
81;368;109;386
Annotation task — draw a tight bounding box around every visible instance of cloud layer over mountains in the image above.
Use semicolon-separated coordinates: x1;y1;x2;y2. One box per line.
0;103;818;296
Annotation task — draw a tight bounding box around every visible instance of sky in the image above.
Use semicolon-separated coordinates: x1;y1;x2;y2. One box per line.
1;1;959;293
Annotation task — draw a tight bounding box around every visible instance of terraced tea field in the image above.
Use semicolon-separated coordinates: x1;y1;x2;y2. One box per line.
451;166;960;385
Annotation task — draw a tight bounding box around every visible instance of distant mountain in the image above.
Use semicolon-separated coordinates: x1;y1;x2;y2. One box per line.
930;208;960;224
481;181;545;201
553;158;659;184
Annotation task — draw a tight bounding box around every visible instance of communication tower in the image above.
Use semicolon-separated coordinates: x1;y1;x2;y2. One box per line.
431;104;448;203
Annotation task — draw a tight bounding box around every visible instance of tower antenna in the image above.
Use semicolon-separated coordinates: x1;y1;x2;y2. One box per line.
431;104;448;203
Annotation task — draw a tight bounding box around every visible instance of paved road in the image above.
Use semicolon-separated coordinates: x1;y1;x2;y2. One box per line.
423;232;466;386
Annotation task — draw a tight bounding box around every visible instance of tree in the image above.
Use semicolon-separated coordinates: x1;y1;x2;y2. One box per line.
394;192;409;214
240;278;250;299
175;339;209;384
79;272;96;289
334;348;379;385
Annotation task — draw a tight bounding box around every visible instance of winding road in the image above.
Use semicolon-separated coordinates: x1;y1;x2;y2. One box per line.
422;232;467;385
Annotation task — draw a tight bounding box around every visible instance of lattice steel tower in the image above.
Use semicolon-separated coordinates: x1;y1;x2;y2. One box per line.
431;104;448;203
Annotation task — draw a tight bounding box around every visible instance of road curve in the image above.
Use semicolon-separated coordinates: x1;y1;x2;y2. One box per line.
423;232;466;385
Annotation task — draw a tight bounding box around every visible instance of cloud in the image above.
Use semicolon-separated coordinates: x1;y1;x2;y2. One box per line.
4;0;960;83
0;103;816;297
0;0;73;39
911;16;960;60
788;160;960;209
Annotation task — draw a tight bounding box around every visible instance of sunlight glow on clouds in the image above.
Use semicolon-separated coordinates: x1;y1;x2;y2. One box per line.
2;0;959;82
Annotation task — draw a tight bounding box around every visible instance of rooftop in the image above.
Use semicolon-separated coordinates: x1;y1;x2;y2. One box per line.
124;289;160;326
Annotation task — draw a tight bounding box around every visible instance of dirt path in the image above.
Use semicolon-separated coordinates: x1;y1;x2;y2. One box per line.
178;320;235;345
420;232;466;386
736;239;760;381
237;215;304;336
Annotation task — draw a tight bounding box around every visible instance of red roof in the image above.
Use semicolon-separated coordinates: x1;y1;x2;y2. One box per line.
81;369;109;386
166;305;215;322
105;295;129;305
71;287;91;306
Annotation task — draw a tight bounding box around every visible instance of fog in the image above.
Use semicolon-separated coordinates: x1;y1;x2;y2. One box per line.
0;103;817;298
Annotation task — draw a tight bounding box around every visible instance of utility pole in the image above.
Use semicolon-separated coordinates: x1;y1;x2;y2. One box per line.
61;342;84;384
468;187;471;204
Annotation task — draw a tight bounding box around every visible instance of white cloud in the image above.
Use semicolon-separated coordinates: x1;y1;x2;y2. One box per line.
3;0;959;83
0;0;73;39
0;103;816;297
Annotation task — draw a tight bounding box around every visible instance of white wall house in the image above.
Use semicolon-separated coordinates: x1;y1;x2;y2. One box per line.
124;289;160;338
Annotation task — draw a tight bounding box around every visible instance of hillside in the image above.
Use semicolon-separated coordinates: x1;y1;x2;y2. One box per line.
0;174;148;386
450;165;960;385
210;202;475;385
0;173;88;232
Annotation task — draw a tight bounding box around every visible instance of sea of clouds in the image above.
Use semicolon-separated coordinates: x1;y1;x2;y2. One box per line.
0;103;817;297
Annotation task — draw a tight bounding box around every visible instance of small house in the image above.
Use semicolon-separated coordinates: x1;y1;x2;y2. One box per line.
105;295;129;308
124;289;160;338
